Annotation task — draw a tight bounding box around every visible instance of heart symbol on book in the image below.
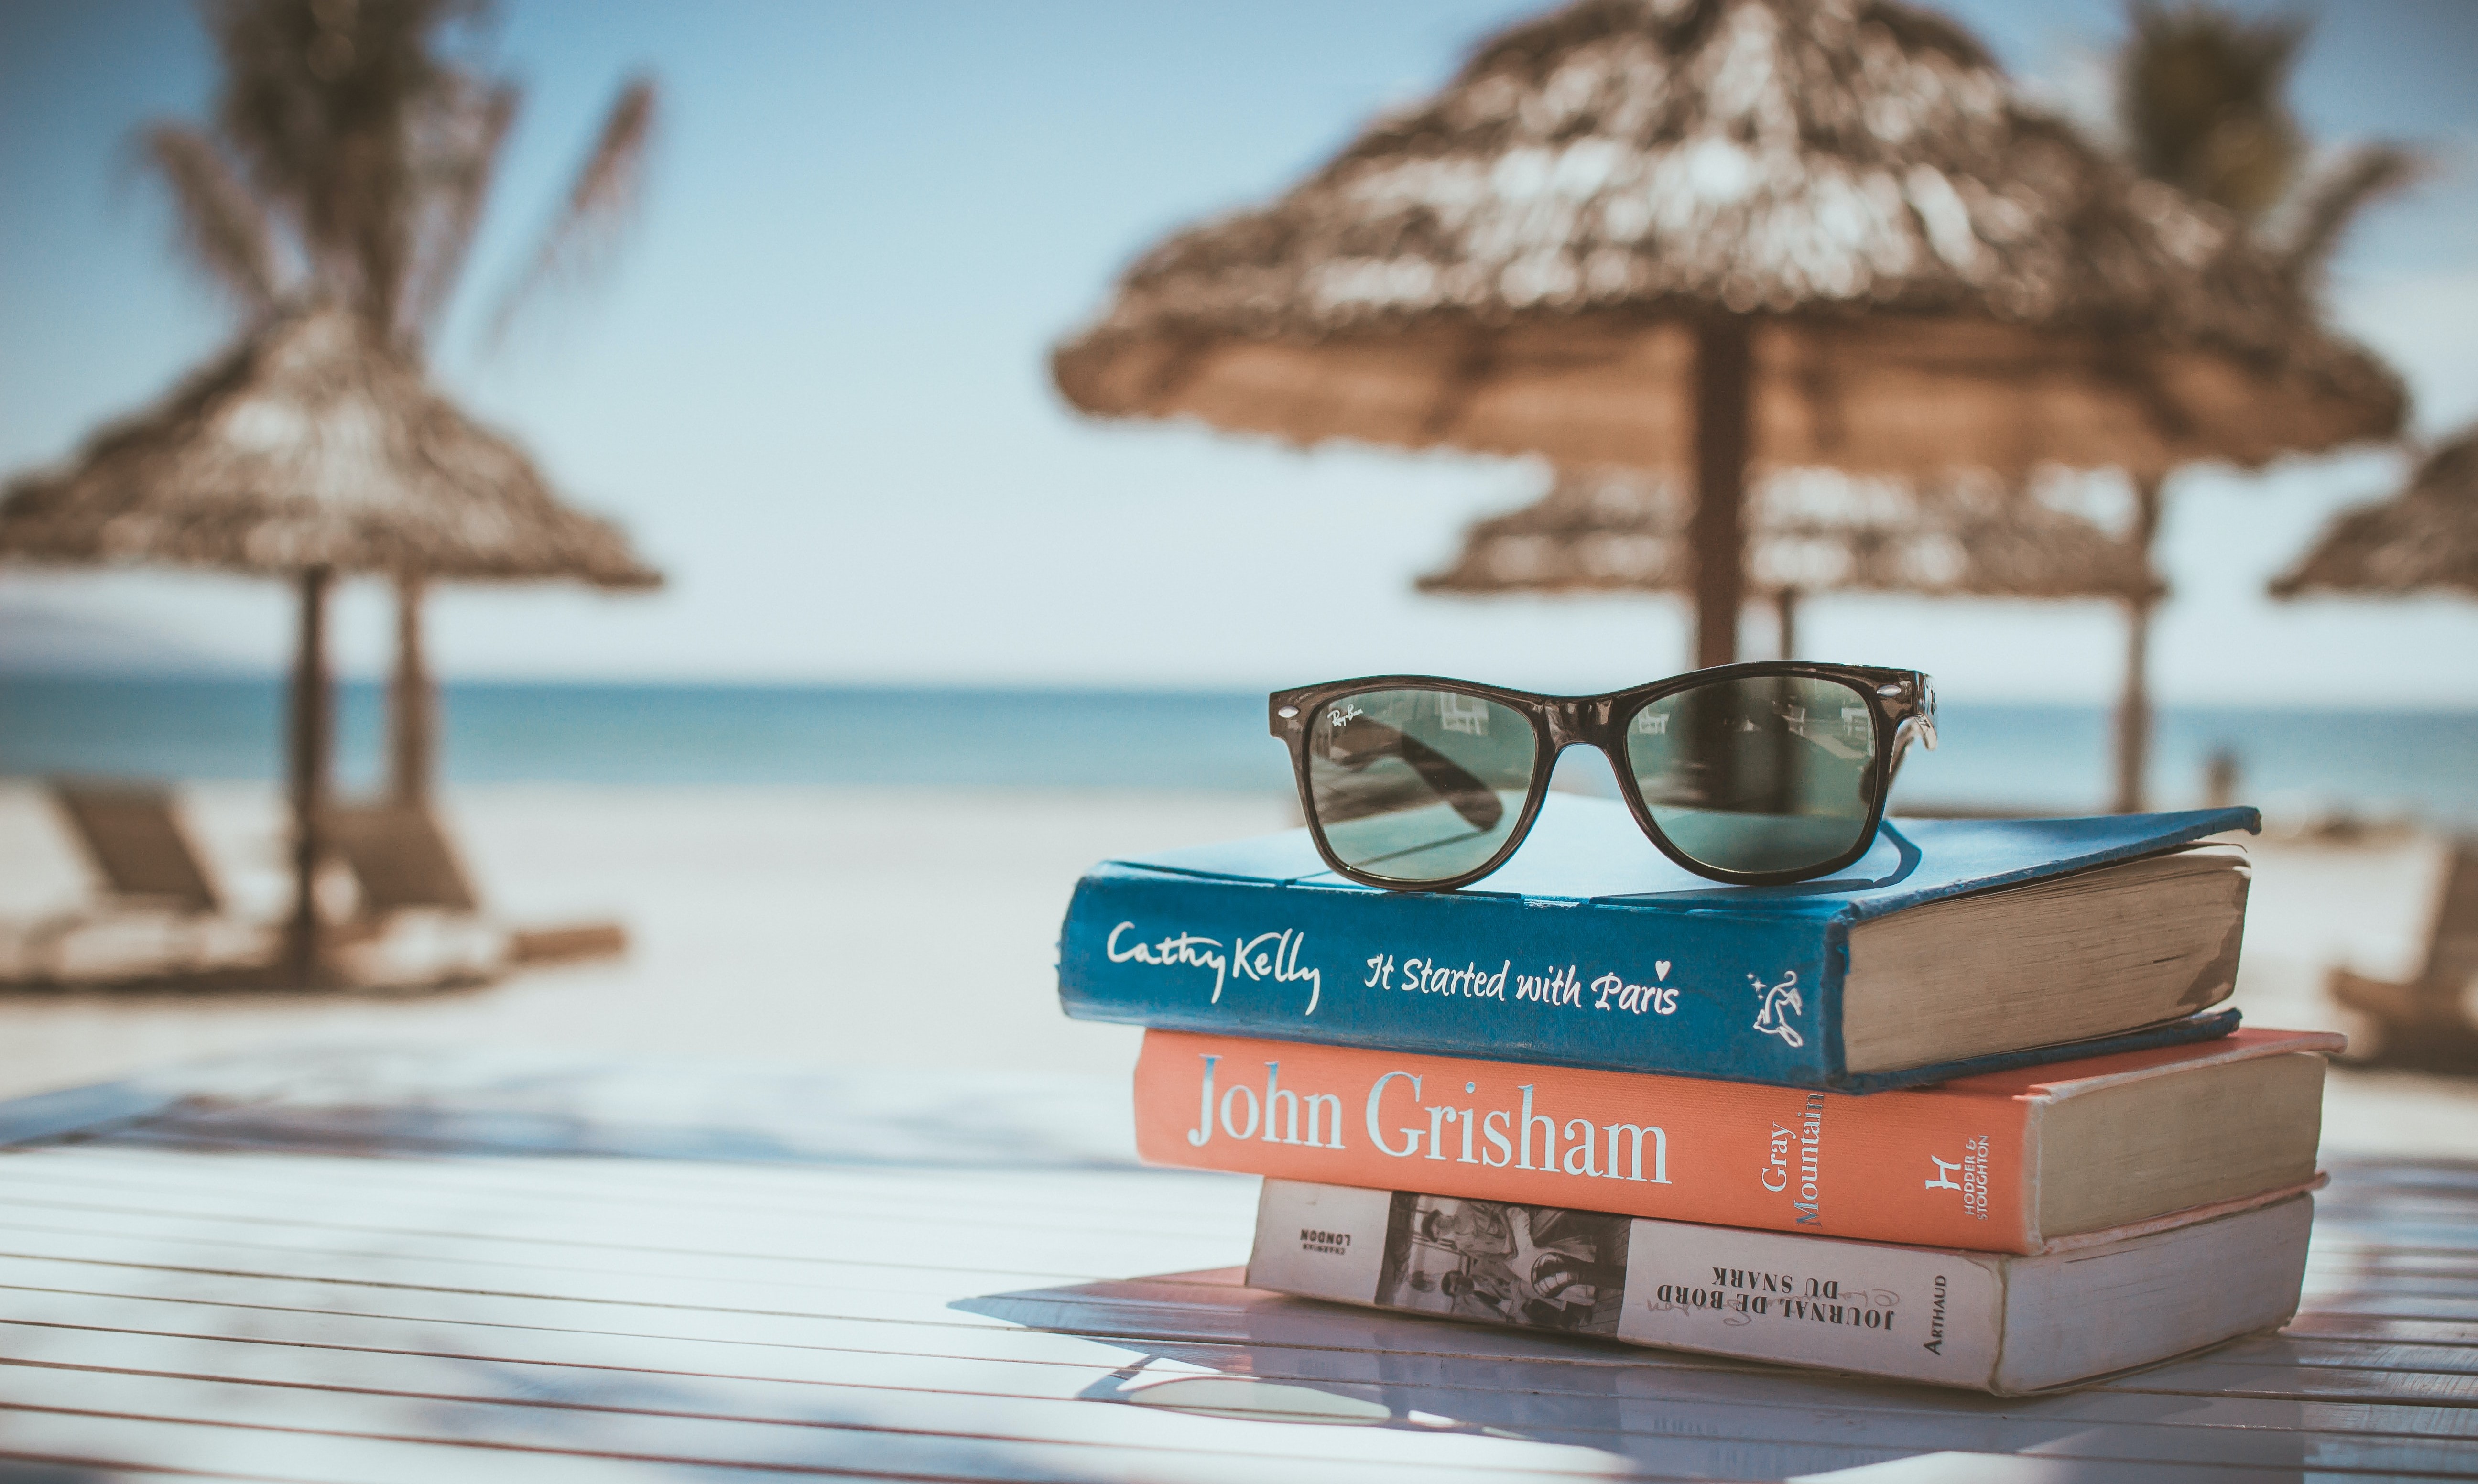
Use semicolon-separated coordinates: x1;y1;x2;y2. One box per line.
1655;961;1671;980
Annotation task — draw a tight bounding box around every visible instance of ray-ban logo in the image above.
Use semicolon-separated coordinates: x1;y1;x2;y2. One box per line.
1327;703;1364;729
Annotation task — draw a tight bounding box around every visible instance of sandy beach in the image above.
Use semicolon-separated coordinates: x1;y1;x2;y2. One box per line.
0;784;1285;1091
0;780;2465;1157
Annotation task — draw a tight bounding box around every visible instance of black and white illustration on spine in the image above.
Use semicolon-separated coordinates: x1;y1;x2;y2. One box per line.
1373;1192;1629;1335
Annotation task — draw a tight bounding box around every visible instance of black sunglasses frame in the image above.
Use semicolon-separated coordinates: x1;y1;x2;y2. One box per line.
1268;661;1937;891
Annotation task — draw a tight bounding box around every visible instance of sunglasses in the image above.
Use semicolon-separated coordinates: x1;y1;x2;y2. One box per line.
1269;662;1937;891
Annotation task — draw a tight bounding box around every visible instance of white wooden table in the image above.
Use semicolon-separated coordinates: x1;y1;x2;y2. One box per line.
0;1048;2469;1482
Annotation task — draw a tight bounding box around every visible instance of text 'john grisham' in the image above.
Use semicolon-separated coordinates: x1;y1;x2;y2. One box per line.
1104;921;1685;1020
1183;1053;1673;1184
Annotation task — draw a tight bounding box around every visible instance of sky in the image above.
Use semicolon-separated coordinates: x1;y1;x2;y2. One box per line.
2;0;2475;704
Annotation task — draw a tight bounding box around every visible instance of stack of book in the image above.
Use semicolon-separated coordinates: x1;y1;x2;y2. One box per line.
1056;794;2338;1394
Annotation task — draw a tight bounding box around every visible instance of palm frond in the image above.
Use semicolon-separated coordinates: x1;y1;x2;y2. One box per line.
397;78;520;348
137;122;287;311
203;0;483;335
2116;0;2306;222
2278;144;2421;281
486;76;658;344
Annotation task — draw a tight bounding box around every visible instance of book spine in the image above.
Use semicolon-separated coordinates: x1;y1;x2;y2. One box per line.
1060;864;1846;1085
1142;1029;2040;1251
1251;1178;2010;1391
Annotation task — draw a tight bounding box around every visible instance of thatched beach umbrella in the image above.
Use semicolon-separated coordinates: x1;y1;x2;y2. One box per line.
2271;427;2478;600
1053;0;2401;674
1419;466;2159;656
0;303;659;986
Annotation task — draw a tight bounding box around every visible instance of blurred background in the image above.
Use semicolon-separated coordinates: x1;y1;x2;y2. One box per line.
1;0;2472;1130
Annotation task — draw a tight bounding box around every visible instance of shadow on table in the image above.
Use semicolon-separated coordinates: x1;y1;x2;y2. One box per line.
954;1269;2320;1481
0;1048;1148;1170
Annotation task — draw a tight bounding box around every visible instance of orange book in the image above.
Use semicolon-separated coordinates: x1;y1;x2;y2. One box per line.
1133;1026;2340;1253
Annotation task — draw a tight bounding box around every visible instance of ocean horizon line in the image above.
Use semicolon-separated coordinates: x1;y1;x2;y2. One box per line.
4;673;2474;819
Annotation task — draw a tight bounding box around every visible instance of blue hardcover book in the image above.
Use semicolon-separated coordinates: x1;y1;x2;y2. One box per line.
1058;795;2257;1091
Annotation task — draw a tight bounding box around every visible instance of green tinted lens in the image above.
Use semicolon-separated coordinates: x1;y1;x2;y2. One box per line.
1306;687;1538;883
1624;675;1879;877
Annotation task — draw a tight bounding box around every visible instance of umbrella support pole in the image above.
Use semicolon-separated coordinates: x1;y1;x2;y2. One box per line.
2111;477;2165;814
1774;587;1799;661
285;566;333;988
1691;317;1751;669
2112;597;2154;815
390;574;432;806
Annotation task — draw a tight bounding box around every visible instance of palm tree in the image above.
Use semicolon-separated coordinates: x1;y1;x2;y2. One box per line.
2106;1;2413;812
141;0;657;803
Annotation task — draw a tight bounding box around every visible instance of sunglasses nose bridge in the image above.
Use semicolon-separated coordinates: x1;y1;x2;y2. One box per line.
1541;698;1611;750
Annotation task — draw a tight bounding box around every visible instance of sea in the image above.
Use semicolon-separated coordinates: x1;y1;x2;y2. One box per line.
2;675;2472;823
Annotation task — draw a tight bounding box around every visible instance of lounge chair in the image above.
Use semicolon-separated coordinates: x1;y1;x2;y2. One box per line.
2329;837;2478;1070
325;802;627;984
9;782;261;982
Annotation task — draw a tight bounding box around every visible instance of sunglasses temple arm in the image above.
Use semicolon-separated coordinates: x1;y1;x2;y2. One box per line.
1885;715;1935;785
1874;817;1925;882
1393;732;1508;832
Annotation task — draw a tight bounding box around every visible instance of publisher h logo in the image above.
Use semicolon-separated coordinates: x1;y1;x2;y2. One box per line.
1924;1138;1990;1220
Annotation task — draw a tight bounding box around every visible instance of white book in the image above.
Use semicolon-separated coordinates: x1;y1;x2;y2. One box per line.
1249;1178;2312;1394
